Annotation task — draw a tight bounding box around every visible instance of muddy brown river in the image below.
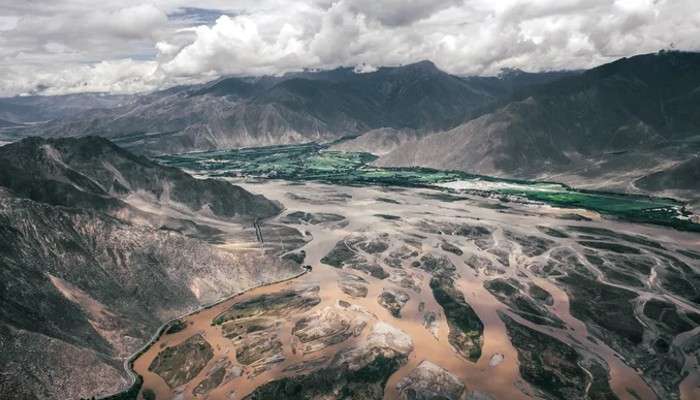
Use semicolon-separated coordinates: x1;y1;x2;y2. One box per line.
132;179;700;400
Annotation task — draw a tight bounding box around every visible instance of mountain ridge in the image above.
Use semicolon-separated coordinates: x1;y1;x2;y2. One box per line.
3;60;575;154
375;51;700;199
3;51;698;200
0;136;281;218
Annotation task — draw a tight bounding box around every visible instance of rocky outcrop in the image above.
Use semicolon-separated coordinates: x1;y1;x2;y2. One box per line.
378;288;410;318
213;285;321;325
322;236;389;279
244;321;413;400
397;361;466;400
500;313;617;400
280;211;346;226
192;363;227;396
430;277;484;362
484;278;563;328
338;273;369;298
149;334;214;388
292;304;369;354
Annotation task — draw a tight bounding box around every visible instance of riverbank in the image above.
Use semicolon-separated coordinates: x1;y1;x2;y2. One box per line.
97;266;309;400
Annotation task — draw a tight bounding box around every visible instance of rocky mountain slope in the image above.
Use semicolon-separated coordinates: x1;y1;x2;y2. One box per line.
0;93;133;124
330;127;421;156
376;51;700;198
0;136;280;218
0;137;301;400
5;62;573;155
635;157;700;198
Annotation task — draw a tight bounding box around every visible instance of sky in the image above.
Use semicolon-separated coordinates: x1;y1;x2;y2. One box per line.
0;0;699;96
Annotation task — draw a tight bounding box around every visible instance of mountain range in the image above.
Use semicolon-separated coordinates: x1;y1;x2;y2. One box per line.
375;51;700;200
1;61;577;154
1;51;698;202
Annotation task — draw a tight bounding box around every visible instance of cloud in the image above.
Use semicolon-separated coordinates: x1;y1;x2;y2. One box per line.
0;0;699;96
160;15;310;76
0;59;161;96
344;0;464;26
353;63;378;73
101;4;169;39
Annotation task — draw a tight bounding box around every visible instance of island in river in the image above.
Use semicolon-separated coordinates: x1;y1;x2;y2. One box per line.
117;143;700;400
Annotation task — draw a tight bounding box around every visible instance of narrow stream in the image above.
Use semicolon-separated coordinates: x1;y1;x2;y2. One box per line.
131;179;699;400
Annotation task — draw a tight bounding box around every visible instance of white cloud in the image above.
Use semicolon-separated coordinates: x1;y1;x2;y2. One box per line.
0;59;161;96
0;0;699;96
100;4;169;39
343;0;464;27
353;63;378;73
160;15;311;76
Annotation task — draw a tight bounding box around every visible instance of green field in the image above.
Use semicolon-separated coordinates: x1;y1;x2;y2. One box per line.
157;143;698;232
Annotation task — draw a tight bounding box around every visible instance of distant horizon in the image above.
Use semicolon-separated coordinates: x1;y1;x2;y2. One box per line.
2;48;693;99
1;1;698;97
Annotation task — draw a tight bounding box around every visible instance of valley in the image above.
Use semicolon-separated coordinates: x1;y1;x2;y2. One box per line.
125;147;700;400
157;143;699;232
2;3;699;400
4;52;698;206
0;52;699;400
